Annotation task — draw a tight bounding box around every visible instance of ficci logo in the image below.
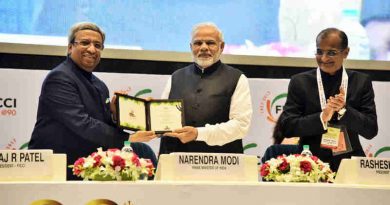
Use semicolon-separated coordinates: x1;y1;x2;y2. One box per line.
365;144;390;157
4;138;29;150
259;92;287;123
115;87;152;98
0;97;17;116
0;98;16;108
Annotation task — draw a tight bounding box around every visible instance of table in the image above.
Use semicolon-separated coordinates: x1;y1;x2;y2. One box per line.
1;181;389;205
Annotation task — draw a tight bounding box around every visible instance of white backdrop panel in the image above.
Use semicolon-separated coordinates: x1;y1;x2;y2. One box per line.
0;68;389;160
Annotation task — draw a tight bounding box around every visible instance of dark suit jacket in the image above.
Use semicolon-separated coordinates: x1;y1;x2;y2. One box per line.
29;57;128;180
281;69;378;171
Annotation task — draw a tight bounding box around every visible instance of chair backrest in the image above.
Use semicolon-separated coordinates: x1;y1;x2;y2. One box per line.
261;144;301;163
131;142;158;168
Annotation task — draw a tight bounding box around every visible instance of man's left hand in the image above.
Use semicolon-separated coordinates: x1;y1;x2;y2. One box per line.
109;95;118;120
163;126;198;143
328;87;346;112
110;91;129;120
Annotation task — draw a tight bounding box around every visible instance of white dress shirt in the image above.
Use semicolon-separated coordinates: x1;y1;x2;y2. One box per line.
161;74;253;146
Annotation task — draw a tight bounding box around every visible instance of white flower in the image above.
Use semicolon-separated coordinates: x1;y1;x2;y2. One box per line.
260;154;335;183
69;148;155;181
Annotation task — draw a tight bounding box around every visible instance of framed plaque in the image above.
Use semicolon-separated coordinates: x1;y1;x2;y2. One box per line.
115;94;184;134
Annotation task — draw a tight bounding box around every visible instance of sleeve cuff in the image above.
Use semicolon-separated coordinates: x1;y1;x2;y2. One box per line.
337;107;347;120
111;114;117;124
195;127;207;142
320;112;328;130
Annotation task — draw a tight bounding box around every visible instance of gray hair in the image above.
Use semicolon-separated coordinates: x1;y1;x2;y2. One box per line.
68;22;105;45
191;22;224;42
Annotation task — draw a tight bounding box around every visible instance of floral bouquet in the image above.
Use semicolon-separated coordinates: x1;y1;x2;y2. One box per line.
260;154;335;183
69;148;155;181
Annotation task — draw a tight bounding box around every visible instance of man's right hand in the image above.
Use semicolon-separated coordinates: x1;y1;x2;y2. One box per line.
163;126;198;144
321;99;335;122
129;131;157;142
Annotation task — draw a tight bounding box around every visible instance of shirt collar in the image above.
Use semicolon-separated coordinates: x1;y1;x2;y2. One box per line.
320;67;343;82
67;56;93;81
193;60;222;75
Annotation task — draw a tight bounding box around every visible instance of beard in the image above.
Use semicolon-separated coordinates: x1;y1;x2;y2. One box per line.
193;51;222;68
194;57;214;68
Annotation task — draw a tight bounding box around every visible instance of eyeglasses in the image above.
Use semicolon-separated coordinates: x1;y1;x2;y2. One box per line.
73;40;104;50
315;49;344;57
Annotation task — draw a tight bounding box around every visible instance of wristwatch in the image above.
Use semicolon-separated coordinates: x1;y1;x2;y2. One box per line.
337;107;347;120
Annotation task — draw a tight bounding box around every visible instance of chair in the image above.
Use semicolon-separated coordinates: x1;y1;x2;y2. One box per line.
130;142;158;168
261;144;301;163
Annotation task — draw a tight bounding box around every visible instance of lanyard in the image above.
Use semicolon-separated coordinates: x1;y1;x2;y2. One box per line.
316;67;348;110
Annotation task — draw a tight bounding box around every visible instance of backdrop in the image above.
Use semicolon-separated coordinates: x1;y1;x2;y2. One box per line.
1;68;389;161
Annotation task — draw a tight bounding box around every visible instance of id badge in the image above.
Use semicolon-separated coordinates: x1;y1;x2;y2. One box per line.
332;125;353;156
320;126;340;149
332;131;347;153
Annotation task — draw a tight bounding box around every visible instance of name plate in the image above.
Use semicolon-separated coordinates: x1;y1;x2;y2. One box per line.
0;150;53;181
335;157;390;185
155;153;258;181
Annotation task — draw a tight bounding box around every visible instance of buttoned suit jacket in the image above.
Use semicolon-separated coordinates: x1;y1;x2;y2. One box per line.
29;57;128;179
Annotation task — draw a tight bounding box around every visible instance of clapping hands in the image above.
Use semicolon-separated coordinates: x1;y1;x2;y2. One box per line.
322;87;346;122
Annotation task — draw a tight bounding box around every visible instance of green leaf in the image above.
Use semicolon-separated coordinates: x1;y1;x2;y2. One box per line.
271;93;288;108
243;143;257;151
19;142;29;150
374;146;390;157
135;89;152;97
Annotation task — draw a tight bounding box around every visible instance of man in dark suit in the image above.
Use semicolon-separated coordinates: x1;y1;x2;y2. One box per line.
29;22;156;180
280;28;378;172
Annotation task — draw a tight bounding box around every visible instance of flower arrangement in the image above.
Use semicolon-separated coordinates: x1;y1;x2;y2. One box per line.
260;154;335;183
69;148;155;181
